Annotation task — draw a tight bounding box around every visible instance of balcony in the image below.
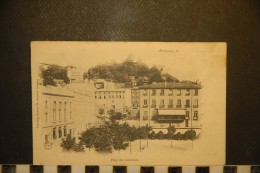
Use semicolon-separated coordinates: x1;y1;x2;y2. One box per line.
168;94;173;96
193;105;199;108
159;105;165;108
143;105;148;108
185;116;190;120
185;93;190;96
176;105;182;108
185;105;190;108
151;105;156;108
168;105;173;108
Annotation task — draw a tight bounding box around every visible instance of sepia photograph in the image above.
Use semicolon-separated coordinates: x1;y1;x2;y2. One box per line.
31;42;226;165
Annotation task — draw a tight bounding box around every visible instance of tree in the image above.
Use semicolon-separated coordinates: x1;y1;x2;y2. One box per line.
166;125;176;147
108;110;123;121
79;128;97;152
93;127;113;153
60;135;76;151
138;125;152;150
41;64;70;86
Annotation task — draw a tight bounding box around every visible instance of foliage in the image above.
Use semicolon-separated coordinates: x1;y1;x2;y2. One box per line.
157;131;164;140
173;132;183;140
148;131;156;139
166;126;176;139
183;130;197;140
84;58;178;86
41;64;70;86
60;135;77;151
79;128;97;151
108;109;124;121
73;143;84;152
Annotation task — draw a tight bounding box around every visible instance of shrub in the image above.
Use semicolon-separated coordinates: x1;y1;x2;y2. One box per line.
173;132;183;140
148;131;156;139
183;130;196;140
157;131;164;140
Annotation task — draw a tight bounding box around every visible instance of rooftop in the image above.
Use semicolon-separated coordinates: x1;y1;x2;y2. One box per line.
138;81;202;89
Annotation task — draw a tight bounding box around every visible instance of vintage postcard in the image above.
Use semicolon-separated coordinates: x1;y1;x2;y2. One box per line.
31;42;226;165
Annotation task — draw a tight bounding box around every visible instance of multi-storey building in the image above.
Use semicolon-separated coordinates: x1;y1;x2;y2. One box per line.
131;87;140;117
138;81;202;129
38;86;75;148
95;88;130;113
35;80;97;149
94;79;131;114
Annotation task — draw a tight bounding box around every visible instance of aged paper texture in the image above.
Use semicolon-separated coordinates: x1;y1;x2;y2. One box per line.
31;42;226;165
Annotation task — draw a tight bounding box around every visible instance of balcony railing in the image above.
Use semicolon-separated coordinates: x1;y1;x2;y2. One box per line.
151;105;156;108
168;94;173;96
168;105;173;108
185;105;190;108
193;105;199;108
176;105;182;108
159;105;165;108
143;105;148;108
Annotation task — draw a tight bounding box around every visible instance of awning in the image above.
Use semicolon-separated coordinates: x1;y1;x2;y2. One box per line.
157;109;186;116
157;109;186;122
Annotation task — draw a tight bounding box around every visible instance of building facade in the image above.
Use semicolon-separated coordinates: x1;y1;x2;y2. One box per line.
36;80;97;149
138;82;202;129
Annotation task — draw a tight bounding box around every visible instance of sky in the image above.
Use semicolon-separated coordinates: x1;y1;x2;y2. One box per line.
31;42;226;82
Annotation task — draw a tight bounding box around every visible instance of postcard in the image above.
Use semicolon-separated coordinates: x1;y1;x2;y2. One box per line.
31;42;226;165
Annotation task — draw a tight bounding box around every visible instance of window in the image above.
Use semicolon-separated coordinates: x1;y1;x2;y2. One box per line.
151;99;156;107
64;102;67;122
186;89;190;96
53;101;56;122
185;100;190;108
58;127;62;138
59;102;62;122
160;99;164;108
194;99;199;108
177;99;181;108
45;101;48;122
104;96;106;99
143;90;147;96
152;89;156;95
186;111;190;118
160;89;164;96
194;89;199;96
144;99;148;105
194;111;198;120
177;89;181;96
168;99;173;108
169;89;173;96
99;96;101;99
64;126;67;137
143;111;148;120
45;135;49;144
53;128;56;139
